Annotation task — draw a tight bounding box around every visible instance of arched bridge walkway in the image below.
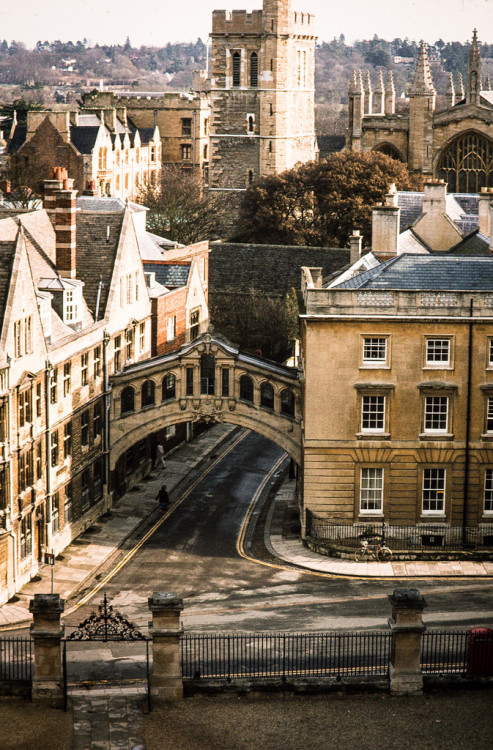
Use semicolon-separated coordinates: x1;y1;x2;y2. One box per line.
109;333;302;471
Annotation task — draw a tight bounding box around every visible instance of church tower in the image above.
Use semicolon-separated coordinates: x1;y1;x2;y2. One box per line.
466;29;482;105
408;41;436;174
209;0;317;209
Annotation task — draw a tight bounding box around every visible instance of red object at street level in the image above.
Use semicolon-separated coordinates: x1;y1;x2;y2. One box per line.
44;552;55;566
466;627;493;675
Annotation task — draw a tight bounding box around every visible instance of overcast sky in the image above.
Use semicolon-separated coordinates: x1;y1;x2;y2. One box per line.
0;0;491;48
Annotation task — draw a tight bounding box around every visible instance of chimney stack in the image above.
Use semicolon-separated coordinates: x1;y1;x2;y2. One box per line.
349;230;363;265
371;185;400;260
479;187;493;238
44;166;66;228
47;168;78;278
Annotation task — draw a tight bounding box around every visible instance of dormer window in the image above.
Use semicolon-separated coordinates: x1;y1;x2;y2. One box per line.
63;287;82;326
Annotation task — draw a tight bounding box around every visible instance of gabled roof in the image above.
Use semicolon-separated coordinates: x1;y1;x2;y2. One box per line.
0;240;17;327
334;254;493;291
138;128;158;144
445;230;491;256
397;191;479;234
143;262;190;288
70;125;101;154
75;210;124;315
5;124;27;153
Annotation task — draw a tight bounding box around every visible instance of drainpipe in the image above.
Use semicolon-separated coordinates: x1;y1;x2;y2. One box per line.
462;298;473;544
44;361;53;549
102;331;111;509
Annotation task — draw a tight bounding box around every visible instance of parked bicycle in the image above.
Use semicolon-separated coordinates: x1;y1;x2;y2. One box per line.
354;539;393;563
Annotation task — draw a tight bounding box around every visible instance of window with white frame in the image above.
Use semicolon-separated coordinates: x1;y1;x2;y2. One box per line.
52;492;59;534
487;397;493;433
139;322;146;352
20;514;32;559
63;362;71;396
424;396;448;433
363;337;387;366
360;468;384;513
361;395;385;432
81;352;89;386
64;484;73;523
426;338;450;366
422;468;445;514
167;316;176;341
484;469;493;513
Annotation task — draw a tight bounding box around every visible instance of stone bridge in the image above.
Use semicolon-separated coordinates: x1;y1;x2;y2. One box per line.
109;333;302;472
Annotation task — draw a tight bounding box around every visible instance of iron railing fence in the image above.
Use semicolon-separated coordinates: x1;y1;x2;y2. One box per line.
0;638;33;682
421;629;493;676
306;512;493;551
181;631;392;681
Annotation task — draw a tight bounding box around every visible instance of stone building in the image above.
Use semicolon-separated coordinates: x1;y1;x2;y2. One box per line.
80;90;211;182
209;0;318;209
300;190;493;543
347;30;493;192
4;109;161;200
0;171;209;605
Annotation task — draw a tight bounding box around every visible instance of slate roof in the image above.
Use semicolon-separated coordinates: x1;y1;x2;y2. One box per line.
138;128;157;144
75;211;124;314
334;254;493;291
209;243;349;296
397;191;424;230
143;262;190;288
0;240;16;329
70;125;100;154
445;230;491;256
397;191;479;234
5;124;27;153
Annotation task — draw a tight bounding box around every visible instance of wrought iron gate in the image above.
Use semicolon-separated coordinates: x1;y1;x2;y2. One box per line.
63;592;151;711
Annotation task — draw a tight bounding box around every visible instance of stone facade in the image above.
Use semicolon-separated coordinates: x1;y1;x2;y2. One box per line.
300;260;493;539
347;31;493;192
209;0;318;207
81;90;210;182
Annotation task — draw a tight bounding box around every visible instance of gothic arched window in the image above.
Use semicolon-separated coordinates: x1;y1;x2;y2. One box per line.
162;373;176;401
141;380;155;408
280;389;295;418
372;143;404;162
437;131;493;193
260;382;274;410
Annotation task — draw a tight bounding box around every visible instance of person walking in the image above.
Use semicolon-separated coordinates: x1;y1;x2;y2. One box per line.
157;484;169;511
154;443;166;471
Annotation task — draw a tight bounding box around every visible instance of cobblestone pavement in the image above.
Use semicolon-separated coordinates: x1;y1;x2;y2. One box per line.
70;686;147;750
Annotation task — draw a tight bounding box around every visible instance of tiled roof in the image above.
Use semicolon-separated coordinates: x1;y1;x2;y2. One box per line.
334;254;493;291
5;124;27;153
0;240;16;331
138;128;157;144
70;125;100;154
75;211;124;314
397;192;423;230
143;262;190;288
445;230;491;256
77;196;125;213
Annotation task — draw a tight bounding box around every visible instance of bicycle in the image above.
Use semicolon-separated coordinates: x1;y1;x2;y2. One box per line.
354;539;392;563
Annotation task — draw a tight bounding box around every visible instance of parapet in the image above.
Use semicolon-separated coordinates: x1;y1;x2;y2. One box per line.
212;10;263;34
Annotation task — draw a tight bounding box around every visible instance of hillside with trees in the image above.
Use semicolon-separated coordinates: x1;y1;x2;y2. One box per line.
0;36;491;131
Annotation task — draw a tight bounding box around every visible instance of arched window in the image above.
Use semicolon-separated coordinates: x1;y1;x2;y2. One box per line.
260;382;274;410
248;170;254;186
200;354;215;395
141;380;155;408
232;51;241;87
280;389;295;417
121;386;135;414
162;373;176;401
240;375;254;403
437;131;493;193
250;52;258;87
248;115;254;133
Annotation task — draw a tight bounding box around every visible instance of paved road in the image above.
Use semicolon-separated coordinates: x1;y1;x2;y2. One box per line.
64;431;493;641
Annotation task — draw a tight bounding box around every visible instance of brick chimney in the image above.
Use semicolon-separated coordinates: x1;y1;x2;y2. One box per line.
55;176;78;278
44;167;66;228
44;168;78;278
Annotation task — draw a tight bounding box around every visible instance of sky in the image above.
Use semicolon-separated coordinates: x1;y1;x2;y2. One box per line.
0;0;491;48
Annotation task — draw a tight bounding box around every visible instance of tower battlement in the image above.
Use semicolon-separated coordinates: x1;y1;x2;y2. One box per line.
212;10;263;34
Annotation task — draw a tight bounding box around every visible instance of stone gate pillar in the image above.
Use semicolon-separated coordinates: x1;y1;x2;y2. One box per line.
148;592;184;702
388;588;427;695
29;593;65;707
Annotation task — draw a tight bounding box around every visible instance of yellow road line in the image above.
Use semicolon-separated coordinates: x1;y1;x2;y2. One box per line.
65;430;249;615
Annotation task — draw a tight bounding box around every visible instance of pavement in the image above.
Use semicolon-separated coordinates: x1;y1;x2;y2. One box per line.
1;426;492;633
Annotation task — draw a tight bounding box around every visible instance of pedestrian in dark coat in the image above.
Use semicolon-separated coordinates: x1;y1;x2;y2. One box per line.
157;484;169;510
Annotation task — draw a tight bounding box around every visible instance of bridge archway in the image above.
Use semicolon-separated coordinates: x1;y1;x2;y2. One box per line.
109;334;302;474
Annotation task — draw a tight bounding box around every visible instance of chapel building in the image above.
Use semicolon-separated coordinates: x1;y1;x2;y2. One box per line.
347;30;493;193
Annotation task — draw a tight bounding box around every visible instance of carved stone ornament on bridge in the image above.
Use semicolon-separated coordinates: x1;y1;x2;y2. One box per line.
66;592;147;641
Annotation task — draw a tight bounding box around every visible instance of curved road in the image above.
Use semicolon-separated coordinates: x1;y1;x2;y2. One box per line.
66;431;493;635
